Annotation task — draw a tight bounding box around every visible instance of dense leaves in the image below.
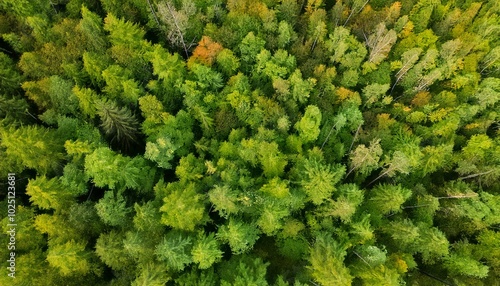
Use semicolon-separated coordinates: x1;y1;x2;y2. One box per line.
0;0;499;285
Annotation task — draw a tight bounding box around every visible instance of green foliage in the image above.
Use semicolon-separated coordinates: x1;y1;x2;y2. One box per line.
79;6;107;51
301;158;345;205
348;139;383;177
355;245;387;267
26;176;76;210
367;184;412;215
217;48;241;76
191;233;223;269
239;32;266;65
289;69;316;103
240;138;288;178
85;147;154;191
0;94;29;126
148;44;186;87
158;181;206;231
95;230;134;270
46;240;92;276
0;206;44;251
101;65;143;104
132;263;171;286
219;255;269;286
295;105;322;143
308;233;352;286
144;137;177;169
366;23;397;66
95;191;132;227
323;184;364;223
2;0;500;284
0;125;64;174
444;253;489;278
362;83;391;108
325;26;367;70
208;184;240;217
175;268;218;286
217;218;260;254
104;13;147;51
0;52;22;94
96;100;139;145
155;231;193;272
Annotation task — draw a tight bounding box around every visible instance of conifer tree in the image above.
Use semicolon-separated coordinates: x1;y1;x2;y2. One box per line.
95;191;132;227
308;233;352;286
46;240;92;277
191;233;223;269
0;125;64;174
158;181;206;231
155;231;193;272
95;230;135;271
217;218;260;255
96;100;139;146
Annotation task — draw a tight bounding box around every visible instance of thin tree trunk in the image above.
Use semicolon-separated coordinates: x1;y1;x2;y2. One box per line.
164;2;189;58
344;0;369;26
146;0;161;29
366;168;392;187
459;170;494;180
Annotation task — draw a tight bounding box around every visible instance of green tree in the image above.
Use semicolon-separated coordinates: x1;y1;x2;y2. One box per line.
103;13;149;53
362;83;391;108
0;206;44;252
78;6;107;52
96;100;139;146
219;255;269;286
132;263;171;286
409;0;437;33
390;48;422;93
295;105;322;143
288;69;316;104
155;231;193;272
26;176;79;211
444;253;489;278
84;147;155;191
95;230;135;271
217;218;260;254
175;267;218;285
320;184;364;223
239;32;266;66
0;52;22;94
46;240;92;277
208;184;240;218
157;181;206;231
325;26;367;71
0;94;29;126
0;125;64;174
144;137;178;169
366;184;412;215
308;233;352;286
191;233;223;269
101;65;143;104
301;157;345;205
95;191;132;227
368;146;422;186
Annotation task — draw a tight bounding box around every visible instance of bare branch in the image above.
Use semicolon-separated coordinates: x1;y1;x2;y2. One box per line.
348;124;362;153
436;194;479;200
353;251;371;267
459;170;495;180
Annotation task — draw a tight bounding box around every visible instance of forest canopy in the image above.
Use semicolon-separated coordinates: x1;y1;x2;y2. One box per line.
0;0;499;285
